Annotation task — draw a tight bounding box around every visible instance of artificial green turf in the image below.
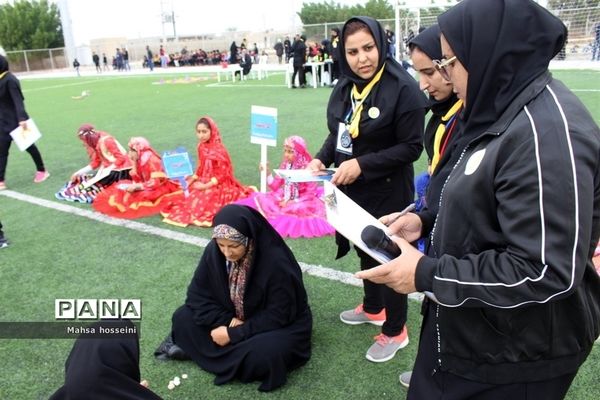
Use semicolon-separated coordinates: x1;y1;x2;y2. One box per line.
0;69;599;399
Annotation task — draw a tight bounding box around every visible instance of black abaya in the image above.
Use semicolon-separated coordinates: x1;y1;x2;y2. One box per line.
50;320;161;400
171;204;312;391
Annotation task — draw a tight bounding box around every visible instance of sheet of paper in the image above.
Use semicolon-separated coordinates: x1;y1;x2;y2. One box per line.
9;118;42;151
323;181;440;302
322;181;393;264
273;168;336;183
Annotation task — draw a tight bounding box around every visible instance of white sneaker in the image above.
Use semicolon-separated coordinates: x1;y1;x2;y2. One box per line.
399;371;412;388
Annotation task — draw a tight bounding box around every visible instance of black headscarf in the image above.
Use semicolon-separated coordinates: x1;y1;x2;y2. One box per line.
408;24;442;62
438;0;566;137
0;55;8;74
338;16;390;86
49;320;162;400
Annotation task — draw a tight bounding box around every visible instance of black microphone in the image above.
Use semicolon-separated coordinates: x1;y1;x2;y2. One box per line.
360;225;401;260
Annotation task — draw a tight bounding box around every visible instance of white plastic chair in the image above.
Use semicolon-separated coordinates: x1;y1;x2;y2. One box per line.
286;57;297;88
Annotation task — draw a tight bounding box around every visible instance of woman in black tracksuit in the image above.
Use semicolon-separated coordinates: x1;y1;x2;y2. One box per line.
359;1;600;399
308;16;427;363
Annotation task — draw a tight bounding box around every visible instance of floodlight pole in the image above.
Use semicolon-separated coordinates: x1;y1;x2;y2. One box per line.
172;10;177;40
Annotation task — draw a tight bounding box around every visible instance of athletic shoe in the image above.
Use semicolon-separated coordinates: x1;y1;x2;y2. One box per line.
0;181;6;190
365;326;409;363
34;170;50;183
399;371;412;388
0;238;9;249
340;303;386;326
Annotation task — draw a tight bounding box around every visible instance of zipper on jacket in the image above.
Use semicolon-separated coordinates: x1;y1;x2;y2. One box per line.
429;144;470;257
428;145;470;374
435;303;442;371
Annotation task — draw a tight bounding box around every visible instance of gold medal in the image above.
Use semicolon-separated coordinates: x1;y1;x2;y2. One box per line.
368;106;380;119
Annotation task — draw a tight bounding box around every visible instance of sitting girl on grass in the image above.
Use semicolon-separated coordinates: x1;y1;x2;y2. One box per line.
161;117;255;227
56;124;131;203
237;135;334;238
93;137;180;219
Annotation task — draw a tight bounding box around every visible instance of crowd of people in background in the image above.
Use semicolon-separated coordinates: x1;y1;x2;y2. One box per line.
73;15;600;77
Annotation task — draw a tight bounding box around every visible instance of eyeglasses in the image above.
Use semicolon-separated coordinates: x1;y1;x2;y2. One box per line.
433;56;457;81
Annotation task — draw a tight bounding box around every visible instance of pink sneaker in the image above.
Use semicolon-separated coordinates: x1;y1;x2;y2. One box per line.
34;171;50;183
0;181;6;190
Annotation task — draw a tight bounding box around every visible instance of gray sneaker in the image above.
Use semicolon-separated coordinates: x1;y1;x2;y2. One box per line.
399;371;412;388
339;304;385;326
365;327;409;363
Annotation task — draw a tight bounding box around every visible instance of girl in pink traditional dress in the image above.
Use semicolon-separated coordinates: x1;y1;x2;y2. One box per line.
237;135;334;238
161;117;255;227
55;124;131;203
93;137;181;219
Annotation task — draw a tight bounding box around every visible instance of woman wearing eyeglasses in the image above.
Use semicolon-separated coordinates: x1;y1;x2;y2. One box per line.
406;24;463;228
358;0;600;398
307;16;427;363
408;25;462;179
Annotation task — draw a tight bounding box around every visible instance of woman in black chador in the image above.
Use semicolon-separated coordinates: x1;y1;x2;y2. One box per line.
50;320;161;400
157;204;312;392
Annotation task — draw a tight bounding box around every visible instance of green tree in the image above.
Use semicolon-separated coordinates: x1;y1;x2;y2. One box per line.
298;0;394;39
355;0;394;19
298;0;394;24
0;0;64;51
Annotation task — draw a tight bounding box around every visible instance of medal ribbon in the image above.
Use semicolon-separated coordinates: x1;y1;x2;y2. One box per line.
347;64;385;139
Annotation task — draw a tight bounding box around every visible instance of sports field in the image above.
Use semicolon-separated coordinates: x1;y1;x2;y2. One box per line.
0;67;599;399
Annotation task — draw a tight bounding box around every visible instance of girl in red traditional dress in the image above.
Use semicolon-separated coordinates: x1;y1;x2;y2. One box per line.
55;124;131;203
237;135;334;238
161;117;255;227
93;137;180;219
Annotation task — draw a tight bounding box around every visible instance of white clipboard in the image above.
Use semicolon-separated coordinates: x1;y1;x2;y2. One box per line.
9;118;42;151
322;181;392;264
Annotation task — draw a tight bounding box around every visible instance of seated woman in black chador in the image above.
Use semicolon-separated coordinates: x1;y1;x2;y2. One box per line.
50;320;162;400
156;204;312;392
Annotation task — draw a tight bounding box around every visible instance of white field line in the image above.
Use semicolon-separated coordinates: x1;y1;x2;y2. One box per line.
0;190;359;285
1;190;425;301
205;82;287;88
22;76;127;93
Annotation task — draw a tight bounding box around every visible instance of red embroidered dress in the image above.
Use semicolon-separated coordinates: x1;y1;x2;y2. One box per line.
161;117;255;227
93;138;180;219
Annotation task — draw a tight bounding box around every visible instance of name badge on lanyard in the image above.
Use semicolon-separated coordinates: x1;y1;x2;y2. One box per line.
336;122;353;155
336;103;354;155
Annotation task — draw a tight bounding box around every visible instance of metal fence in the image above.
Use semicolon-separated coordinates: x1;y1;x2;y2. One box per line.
5;48;68;73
